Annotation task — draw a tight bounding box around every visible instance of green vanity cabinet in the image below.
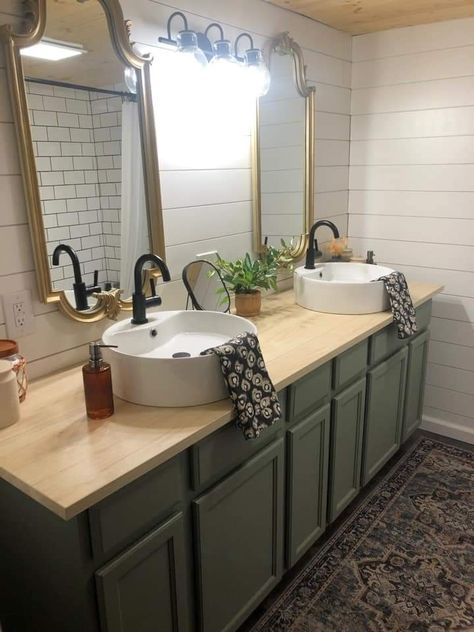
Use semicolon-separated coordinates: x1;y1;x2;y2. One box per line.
363;347;408;485
286;404;330;567
95;512;190;632
328;377;366;523
192;438;285;632
402;329;430;442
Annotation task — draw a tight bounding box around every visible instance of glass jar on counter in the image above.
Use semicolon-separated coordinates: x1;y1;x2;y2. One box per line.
0;339;28;402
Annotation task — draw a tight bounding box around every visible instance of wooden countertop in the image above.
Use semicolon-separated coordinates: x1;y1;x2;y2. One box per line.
0;283;442;520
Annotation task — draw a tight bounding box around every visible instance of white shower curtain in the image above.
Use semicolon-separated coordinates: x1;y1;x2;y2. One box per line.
120;100;149;298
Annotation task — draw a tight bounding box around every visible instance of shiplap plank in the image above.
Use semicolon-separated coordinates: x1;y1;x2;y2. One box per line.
351;137;474;166
351;107;474;140
348;237;474;273
352;77;474;115
426;363;474;396
352;46;474;89
430;317;474;348
160;169;251;209
432;294;474;323
353;17;474;61
350;165;474;191
349;214;474;247
429;340;474;372
349;190;474;219
385;264;474;299
163;201;252;247
425;384;474;420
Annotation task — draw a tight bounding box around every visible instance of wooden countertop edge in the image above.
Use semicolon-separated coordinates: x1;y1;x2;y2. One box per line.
0;284;443;520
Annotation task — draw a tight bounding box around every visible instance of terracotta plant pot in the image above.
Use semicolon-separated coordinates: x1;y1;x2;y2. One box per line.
234;290;262;317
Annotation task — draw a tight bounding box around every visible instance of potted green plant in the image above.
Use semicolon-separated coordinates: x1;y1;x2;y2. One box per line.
214;245;293;317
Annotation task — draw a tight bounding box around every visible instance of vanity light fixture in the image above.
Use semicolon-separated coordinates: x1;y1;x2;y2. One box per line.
158;12;270;98
20;38;86;61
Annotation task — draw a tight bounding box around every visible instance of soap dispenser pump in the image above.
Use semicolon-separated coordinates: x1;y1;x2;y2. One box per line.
82;342;117;420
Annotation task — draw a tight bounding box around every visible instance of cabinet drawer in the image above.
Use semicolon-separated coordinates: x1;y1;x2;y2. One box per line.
333;340;368;392
369;300;432;365
190;394;284;492
287;362;331;424
89;455;185;559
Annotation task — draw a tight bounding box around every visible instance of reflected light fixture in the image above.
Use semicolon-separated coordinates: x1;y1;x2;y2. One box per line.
20;38;86;61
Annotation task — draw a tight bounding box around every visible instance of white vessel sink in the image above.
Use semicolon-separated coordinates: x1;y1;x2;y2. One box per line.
294;262;395;314
102;310;257;407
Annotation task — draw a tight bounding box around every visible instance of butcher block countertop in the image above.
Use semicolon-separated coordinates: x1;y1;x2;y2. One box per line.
0;283;442;520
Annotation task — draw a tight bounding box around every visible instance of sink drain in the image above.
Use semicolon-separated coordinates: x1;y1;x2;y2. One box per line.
172;352;191;358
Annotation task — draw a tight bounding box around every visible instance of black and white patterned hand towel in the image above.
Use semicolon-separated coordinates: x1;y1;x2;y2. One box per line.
202;332;281;440
378;271;417;339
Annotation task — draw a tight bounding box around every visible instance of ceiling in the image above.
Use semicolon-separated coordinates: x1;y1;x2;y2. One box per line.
22;0;124;90
264;0;474;35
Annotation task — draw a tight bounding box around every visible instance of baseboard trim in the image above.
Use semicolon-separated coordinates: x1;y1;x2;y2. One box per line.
421;414;474;445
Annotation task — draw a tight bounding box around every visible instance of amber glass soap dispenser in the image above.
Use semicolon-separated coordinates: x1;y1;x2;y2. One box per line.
82;342;116;419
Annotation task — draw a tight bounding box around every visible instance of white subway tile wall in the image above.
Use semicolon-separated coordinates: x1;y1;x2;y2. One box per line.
25;81;122;290
349;17;474;443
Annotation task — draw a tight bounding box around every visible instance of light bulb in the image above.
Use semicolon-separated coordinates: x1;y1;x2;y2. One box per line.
244;49;271;97
176;30;208;69
207;40;243;98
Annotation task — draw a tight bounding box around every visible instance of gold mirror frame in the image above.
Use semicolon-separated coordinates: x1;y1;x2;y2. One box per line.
0;0;165;322
252;32;315;260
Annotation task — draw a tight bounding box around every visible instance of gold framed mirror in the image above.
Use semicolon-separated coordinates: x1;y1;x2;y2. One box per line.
0;0;165;322
252;32;315;260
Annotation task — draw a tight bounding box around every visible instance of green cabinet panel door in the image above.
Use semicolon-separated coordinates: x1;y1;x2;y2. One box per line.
193;439;285;632
403;330;430;442
95;512;189;632
287;404;330;567
363;347;408;485
328;377;366;523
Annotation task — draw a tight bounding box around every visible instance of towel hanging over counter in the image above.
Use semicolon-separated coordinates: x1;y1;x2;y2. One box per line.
378;271;417;339
202;332;281;440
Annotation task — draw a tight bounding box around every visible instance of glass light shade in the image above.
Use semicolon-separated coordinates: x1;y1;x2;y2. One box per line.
207;40;243;97
123;66;138;94
244;49;271;97
20;39;85;61
176;30;208;68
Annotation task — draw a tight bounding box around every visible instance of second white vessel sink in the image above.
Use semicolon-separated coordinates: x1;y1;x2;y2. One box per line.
102;310;257;407
294;262;394;314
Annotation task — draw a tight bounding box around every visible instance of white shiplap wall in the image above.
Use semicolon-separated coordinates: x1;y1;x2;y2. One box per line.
0;0;351;378
349;18;474;443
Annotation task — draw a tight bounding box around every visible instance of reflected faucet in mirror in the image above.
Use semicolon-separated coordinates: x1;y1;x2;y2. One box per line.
132;254;171;325
304;220;340;270
52;244;92;311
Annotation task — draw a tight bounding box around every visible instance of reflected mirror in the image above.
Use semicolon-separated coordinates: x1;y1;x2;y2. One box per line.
182;261;230;313
2;0;164;321
253;32;315;260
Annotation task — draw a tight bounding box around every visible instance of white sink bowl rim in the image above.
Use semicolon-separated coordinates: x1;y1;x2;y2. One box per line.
294;262;395;314
102;310;257;407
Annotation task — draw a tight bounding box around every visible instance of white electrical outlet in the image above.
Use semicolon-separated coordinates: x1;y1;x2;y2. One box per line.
2;290;35;338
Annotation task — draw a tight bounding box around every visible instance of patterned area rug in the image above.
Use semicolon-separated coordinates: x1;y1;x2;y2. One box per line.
250;437;474;631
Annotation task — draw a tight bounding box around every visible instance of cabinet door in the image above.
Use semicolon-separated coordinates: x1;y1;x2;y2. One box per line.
193;439;284;632
402;330;430;442
287;404;330;567
95;512;189;632
328;378;366;523
363;347;408;485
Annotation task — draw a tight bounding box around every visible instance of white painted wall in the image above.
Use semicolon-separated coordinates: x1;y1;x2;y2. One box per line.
0;0;351;378
349;18;474;443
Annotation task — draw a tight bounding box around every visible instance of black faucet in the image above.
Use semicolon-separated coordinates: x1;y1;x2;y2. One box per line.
52;244;89;311
86;269;101;296
304;220;340;269
132;254;171;325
